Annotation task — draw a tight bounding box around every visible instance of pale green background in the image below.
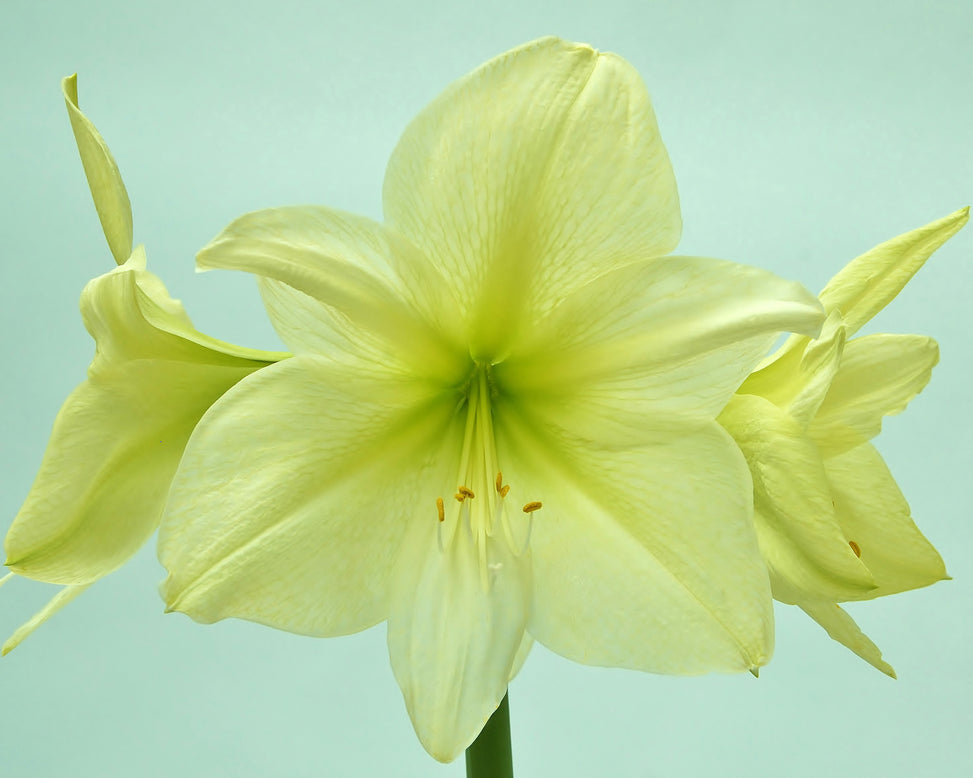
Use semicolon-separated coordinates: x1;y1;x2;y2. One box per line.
1;1;970;776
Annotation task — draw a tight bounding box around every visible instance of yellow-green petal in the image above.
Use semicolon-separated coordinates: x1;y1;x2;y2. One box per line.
499;410;774;674
383;37;680;361
818;207;968;336
6;257;280;584
811;334;939;456
387;516;529;762
62;74;133;264
498;255;824;445
508;633;533;682
159;355;455;636
740;310;846;429
825;443;947;599
799;600;896;678
718;394;875;603
197;206;463;382
2;584;92;655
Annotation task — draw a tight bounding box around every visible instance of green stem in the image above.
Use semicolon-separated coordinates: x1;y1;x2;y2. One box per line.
465;691;513;778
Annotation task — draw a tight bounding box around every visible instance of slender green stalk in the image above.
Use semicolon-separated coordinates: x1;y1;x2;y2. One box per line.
465;691;513;778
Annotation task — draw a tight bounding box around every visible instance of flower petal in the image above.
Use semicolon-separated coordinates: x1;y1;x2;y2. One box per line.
818;207;968;336
2;584;92;656
810;334;939;456
799;600;896;678
718;394;875;603
197;206;463;382
62;74;132;264
824;443;947;599
497;255;824;445
498;410;774;674
383;37;680;360
740;309;846;429
6;260;277;585
508;633;534;682
159;355;455;637
388;515;529;762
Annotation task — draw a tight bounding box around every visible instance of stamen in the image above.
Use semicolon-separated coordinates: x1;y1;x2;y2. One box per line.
458;485;476;500
849;540;861;558
436;497;445;523
522;501;543;513
499;485;510;498
495;472;504;493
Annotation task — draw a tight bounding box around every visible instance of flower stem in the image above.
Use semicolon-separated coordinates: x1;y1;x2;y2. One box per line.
465;691;513;778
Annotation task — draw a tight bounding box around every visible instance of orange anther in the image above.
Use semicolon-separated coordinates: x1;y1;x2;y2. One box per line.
849;540;861;558
436;497;445;522
522;501;542;514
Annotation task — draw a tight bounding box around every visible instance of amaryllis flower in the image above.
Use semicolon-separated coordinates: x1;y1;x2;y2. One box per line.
720;208;967;676
1;76;285;652
157;38;824;760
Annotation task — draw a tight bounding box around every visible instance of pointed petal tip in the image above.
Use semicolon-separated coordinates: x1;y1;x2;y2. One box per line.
749;666;760;678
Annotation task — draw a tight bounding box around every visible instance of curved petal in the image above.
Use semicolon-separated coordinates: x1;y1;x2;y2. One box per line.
387;516;529;762
2;583;92;656
498;408;774;674
818;207;968;336
799;600;896;678
82;248;287;369
159;355;456;637
6;259;278;585
62;74;132;264
810;334;939;456
824;443;947;599
383;37;680;360
497;255;824;445
740;310;846;429
508;633;534;682
197;206;464;382
718;395;875;603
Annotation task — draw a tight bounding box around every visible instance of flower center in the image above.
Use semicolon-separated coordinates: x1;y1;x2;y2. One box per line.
435;366;540;588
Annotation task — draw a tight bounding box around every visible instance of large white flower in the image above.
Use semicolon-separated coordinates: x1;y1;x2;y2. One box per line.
158;38;824;761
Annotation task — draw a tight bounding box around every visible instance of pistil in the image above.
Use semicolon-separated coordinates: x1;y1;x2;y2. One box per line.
434;366;541;587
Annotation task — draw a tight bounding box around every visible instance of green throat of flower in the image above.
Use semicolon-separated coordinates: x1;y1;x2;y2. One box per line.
437;366;540;589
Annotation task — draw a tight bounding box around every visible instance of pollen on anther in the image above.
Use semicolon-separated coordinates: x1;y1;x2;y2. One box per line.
849;540;861;558
500;485;510;498
458;486;475;500
523;501;542;513
495;472;504;493
436;497;445;522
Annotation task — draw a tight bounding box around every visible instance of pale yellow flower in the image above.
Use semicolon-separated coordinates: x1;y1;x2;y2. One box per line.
1;76;285;653
720;208;968;676
158;38;824;761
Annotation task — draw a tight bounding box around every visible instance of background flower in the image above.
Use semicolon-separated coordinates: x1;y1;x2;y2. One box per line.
1;76;285;653
720;207;967;676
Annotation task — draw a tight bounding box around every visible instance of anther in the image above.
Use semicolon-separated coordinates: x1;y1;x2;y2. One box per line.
458;486;475;500
849;540;861;558
522;501;542;513
495;472;504;493
436;497;445;523
499;485;510;498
